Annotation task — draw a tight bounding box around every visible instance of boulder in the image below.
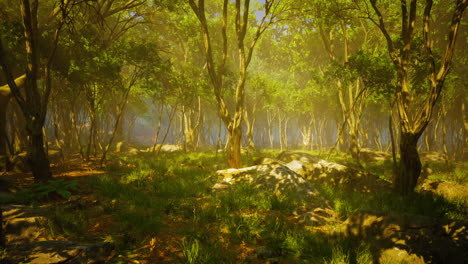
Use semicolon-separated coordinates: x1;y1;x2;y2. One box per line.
379;247;425;264
277;152;390;192
344;210;468;264
419;151;446;162
214;163;338;226
277;151;321;164
214;163;320;199
421;180;468;201
159;144;183;152
359;148;391;162
252;157;284;166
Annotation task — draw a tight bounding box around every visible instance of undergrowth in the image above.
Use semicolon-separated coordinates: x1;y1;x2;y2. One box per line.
29;149;466;263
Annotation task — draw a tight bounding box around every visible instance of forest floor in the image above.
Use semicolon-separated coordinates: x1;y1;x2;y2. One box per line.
1;148;467;263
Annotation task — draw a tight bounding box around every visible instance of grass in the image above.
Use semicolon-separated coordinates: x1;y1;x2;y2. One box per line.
6;149;464;263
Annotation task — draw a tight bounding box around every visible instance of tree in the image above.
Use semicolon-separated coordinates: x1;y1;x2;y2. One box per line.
367;0;468;194
0;0;70;182
188;0;288;168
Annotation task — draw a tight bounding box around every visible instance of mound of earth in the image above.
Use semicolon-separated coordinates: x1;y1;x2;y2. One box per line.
343;210;468;263
214;163;339;226
214;163;320;200
275;151;390;192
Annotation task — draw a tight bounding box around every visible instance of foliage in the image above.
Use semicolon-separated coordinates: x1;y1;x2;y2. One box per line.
13;179;78;203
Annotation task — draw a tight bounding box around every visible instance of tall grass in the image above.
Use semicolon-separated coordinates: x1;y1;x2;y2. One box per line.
43;150;466;263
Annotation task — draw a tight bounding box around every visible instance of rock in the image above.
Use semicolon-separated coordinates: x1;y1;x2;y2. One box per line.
421;180;468;201
277;151;321;164
296;207;341;226
159;144;183;152
214;163;338;226
419;151;446;162
115;141;125;152
277;151;351;180
214;163;320;199
344;210;468;264
359;148;391;161
252;157;284;166
379;247;425;264
128;147;140;155
4;240;114;264
278;152;390;192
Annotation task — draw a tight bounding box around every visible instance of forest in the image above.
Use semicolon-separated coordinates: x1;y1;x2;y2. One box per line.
0;0;467;263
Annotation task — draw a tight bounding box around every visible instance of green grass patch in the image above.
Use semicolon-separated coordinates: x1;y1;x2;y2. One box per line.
316;184;466;220
32;149;466;263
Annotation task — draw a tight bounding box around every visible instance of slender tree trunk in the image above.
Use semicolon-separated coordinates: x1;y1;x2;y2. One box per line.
155;105;177;157
70;109;84;159
442;103;449;165
0;206;4;248
278;109;284;151
100;80;133;166
389;108;398;175
0;95;10;157
244;102;257;150
462;98;468;160
152;103;164;153
283;117;290;150
215;116;222;157
267;109;274;149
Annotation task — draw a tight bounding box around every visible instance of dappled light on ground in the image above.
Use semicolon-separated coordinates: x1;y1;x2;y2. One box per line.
1;150;467;263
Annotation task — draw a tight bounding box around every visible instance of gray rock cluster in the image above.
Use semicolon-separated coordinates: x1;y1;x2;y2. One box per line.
213;161;339;227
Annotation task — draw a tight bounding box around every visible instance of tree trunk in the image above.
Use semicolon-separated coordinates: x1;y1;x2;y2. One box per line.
394;132;421;194
100;80;132;166
27;119;52;182
154;105;177;157
267;109;274;149
215;116;222;157
152;103;164;153
0;95;10;157
226;125;242;168
441;103;449;165
244;101;257;150
462;98;468;161
389;108;398;176
0;206;4;248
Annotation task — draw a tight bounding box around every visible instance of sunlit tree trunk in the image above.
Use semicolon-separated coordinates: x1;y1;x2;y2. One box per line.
370;0;468;194
244;100;257;150
184;96;203;151
189;0;276;168
267;109;275;149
